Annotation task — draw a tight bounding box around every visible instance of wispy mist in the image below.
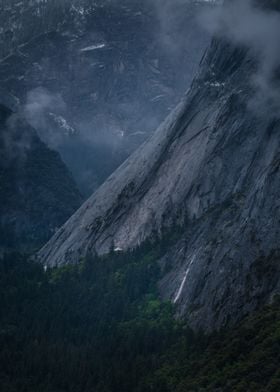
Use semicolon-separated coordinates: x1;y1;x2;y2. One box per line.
151;0;214;54
200;0;280;115
24;88;65;128
23;87;71;147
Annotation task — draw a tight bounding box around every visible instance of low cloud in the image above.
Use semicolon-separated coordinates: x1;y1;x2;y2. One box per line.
24;87;65;129
23;87;69;147
200;0;280;115
151;0;213;53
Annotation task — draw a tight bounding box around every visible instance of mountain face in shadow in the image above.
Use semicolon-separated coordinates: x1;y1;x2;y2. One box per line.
0;104;82;253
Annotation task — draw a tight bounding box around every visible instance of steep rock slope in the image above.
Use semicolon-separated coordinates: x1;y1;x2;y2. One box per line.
0;0;210;195
39;30;280;329
0;104;82;252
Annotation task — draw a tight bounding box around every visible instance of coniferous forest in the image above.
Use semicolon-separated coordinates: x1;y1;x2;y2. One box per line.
1;248;280;392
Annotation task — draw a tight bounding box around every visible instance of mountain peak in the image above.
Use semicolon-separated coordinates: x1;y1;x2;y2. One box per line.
38;33;280;331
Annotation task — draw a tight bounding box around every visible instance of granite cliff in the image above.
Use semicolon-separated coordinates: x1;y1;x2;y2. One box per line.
38;1;280;331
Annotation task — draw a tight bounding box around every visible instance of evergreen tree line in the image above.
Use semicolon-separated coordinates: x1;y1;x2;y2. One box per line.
0;244;280;391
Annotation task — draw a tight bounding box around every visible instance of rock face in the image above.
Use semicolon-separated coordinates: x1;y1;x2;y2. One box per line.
0;0;210;196
39;30;280;330
0;104;83;252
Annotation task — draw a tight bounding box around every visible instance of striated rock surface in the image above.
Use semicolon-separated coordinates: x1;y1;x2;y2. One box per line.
38;31;280;330
0;0;210;196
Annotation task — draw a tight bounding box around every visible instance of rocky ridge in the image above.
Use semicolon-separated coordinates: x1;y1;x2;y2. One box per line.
38;1;280;331
39;34;280;331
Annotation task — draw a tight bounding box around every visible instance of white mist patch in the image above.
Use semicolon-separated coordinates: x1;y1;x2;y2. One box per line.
24;87;66;128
